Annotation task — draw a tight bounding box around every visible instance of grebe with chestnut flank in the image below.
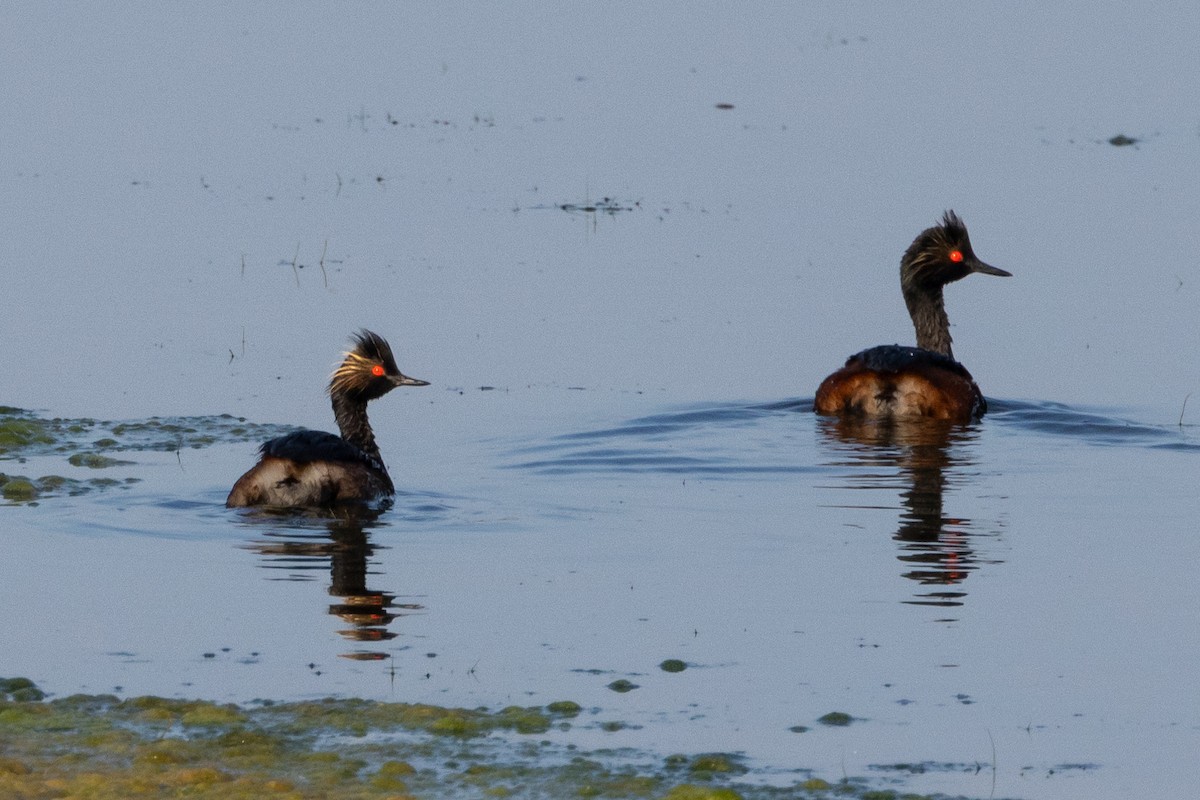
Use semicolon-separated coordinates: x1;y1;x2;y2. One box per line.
226;330;428;508
814;211;1010;421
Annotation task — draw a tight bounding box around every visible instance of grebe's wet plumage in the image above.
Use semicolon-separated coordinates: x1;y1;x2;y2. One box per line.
814;212;1010;421
226;330;428;508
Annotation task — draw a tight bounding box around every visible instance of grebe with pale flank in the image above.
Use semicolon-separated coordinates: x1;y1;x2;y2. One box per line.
227;330;428;508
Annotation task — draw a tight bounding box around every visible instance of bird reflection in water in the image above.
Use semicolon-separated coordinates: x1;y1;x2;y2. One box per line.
243;507;423;659
816;414;1001;609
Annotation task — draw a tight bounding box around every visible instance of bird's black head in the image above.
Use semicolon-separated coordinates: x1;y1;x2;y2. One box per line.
901;210;1011;290
328;329;429;402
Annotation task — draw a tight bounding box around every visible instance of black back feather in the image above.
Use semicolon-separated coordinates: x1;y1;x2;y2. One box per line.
846;344;974;380
260;429;386;474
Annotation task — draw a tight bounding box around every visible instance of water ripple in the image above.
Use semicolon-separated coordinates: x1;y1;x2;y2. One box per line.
988;399;1200;449
507;397;1198;479
507;400;817;478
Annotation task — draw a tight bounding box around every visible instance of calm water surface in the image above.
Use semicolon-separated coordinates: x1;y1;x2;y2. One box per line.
4;397;1197;799
3;4;1199;799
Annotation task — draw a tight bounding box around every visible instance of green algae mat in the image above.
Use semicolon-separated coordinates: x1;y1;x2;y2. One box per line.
0;678;988;800
0;406;293;503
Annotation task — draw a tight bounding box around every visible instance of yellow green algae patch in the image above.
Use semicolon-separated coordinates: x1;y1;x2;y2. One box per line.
0;475;39;502
662;787;745;800
0;679;972;800
0;472;134;504
0;409;55;451
686;754;748;776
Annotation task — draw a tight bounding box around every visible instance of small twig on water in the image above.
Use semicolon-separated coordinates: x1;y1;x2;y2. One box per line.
988;729;997;799
319;240;329;288
1180;393;1192;427
241;326;246;358
291;243;301;287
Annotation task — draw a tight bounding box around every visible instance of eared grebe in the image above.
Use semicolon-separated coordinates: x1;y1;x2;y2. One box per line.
814;211;1010;421
226;330;428;508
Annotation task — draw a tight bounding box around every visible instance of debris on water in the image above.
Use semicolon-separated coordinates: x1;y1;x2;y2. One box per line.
1108;134;1138;146
607;678;639;693
0;475;39;502
545;700;582;717
687;753;748;775
524;197;639;215
67;453;136;469
817;711;855;726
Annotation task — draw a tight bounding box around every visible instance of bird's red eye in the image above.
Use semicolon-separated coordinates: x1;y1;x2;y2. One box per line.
948;250;964;263
371;365;385;377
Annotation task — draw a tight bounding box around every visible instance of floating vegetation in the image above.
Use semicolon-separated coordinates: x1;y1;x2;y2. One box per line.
0;676;45;702
685;753;748;776
0;407;293;459
660;658;688;673
0;475;39;502
0;406;294;504
0;411;56;453
524;196;639;216
0;472;135;504
556;196;637;214
545;700;582;717
0;679;978;800
870;760;996;776
67;453;137;469
1108;133;1138;146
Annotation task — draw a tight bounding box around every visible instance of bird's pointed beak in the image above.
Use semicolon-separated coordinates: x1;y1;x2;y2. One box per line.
393;374;430;387
971;259;1012;278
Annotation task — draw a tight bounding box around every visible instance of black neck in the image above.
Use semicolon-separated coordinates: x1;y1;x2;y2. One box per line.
331;393;383;466
902;283;954;359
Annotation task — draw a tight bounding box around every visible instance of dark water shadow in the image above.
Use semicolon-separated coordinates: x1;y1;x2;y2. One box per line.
505;396;1197;612
234;506;424;660
506;398;1001;609
814;414;1000;609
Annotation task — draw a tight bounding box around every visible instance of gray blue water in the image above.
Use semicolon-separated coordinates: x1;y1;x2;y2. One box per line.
5;397;1197;798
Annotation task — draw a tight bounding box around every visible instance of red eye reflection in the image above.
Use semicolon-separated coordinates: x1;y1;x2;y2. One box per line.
949;250;964;263
371;365;385;377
